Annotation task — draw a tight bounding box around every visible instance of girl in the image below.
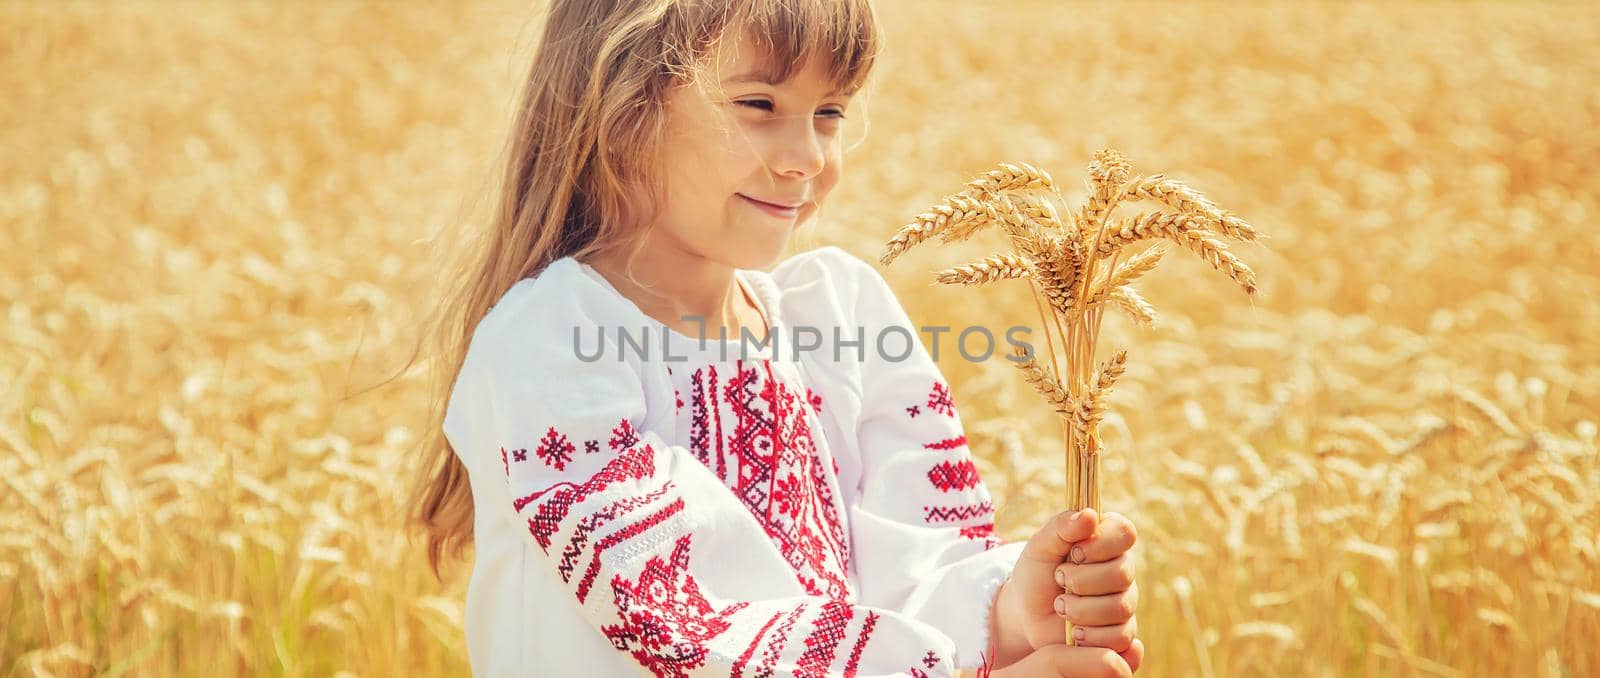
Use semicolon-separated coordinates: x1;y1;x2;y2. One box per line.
407;1;1143;675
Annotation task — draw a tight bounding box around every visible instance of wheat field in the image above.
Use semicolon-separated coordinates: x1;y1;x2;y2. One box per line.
3;2;1596;676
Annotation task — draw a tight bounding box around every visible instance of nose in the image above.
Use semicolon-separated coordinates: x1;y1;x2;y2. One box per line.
769;114;826;179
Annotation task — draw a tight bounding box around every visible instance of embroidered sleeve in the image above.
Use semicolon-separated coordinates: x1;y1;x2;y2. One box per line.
448;275;978;678
828;248;1028;672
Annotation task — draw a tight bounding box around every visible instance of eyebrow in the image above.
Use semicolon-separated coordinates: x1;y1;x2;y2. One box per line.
724;70;856;96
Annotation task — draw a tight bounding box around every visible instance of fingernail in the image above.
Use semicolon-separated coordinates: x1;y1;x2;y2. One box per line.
1072;626;1086;641
1071;546;1086;563
1055;569;1065;587
1054;596;1065;615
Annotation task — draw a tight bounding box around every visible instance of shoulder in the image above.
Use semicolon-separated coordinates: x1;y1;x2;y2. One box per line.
461;257;636;378
475;257;585;336
768;245;880;293
764;246;908;327
447;257;655;434
765;246;903;318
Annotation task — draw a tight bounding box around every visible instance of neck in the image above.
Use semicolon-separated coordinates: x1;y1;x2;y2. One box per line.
583;239;761;340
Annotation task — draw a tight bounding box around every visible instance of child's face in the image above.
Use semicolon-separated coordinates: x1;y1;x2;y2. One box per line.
651;30;854;270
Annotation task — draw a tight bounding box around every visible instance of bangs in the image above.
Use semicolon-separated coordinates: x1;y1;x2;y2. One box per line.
718;0;879;97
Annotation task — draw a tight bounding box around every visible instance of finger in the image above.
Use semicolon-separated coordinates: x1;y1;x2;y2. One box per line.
1068;511;1137;565
1120;638;1145;673
1021;507;1099;565
1069;616;1137;653
1058;581;1139;627
1021;643;1132;678
1056;553;1136;596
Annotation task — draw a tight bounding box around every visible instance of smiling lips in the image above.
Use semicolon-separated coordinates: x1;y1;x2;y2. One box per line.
739;194;805;209
739;193;804;218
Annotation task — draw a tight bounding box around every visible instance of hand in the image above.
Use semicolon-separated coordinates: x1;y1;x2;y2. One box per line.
988;508;1143;672
987;643;1138;678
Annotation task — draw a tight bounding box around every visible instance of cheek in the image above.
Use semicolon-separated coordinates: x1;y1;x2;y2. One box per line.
814;149;843;201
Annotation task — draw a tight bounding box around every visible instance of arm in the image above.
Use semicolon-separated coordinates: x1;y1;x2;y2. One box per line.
445;275;976;677
819;248;1030;672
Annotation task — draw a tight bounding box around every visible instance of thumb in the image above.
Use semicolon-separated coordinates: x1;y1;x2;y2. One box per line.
1020;507;1098;565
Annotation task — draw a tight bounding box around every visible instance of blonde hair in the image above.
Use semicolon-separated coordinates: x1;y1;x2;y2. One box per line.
394;0;882;579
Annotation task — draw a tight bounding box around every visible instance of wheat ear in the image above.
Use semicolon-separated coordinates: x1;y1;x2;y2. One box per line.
936;253;1033;286
1108;285;1159;327
1010;344;1077;417
1086;245;1168;305
1068;350;1130;454
1079;149;1134;241
964;160;1056;198
880;193;992;265
1096;211;1258;296
1121;173;1264;242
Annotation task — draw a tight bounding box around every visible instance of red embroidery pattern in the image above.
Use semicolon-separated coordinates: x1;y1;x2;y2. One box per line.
960;522;1004;550
688;366;724;478
585;440;600;454
926;381;956;417
610;418;641;451
579;496;688;603
905;405;920;418
753;603;808;677
513;442;656;537
922;435;967;450
535;426;575;470
500;409;897;677
599;532;752;678
556;484;675;588
959;522;994;540
927;459;982;492
732;610;784;678
843;611;879;677
795;599;854;677
923;500;994;523
683;360;851;600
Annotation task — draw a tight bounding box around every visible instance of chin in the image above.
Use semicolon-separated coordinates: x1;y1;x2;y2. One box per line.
729;240;788;270
722;210;815;269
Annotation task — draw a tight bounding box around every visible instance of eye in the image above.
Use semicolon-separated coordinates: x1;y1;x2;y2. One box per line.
736;100;847;119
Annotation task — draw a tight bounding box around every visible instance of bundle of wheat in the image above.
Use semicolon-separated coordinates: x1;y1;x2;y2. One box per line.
880;148;1267;647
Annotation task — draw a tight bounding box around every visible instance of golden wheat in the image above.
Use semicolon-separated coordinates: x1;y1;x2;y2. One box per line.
7;4;1596;678
881;148;1268;648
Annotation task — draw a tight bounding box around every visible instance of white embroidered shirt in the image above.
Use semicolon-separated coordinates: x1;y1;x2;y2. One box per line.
442;246;1025;677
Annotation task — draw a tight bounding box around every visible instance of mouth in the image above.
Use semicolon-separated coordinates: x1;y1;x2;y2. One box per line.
738;194;804;218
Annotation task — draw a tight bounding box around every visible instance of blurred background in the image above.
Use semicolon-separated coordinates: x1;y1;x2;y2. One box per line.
2;1;1596;676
